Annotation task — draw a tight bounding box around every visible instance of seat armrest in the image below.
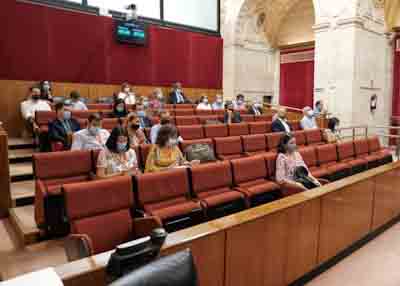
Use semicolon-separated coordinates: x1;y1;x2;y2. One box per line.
133;217;163;238
279;182;307;197
64;234;93;262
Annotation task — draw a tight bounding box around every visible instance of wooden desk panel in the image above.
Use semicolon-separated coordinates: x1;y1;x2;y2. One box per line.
372;169;400;230
318;180;375;264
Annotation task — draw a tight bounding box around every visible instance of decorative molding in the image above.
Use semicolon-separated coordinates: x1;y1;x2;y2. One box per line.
280;50;314;64
337;17;365;29
312;22;331;33
279;41;315;51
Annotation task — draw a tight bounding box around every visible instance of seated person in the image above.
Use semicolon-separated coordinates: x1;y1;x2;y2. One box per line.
71;113;110;150
141;96;150;109
39;80;53;102
300;106;318;130
196;95;212;110
323;117;341;143
169;82;190;104
248;100;263;115
112;98;128;118
314;100;327;117
117;82;136;105
232;94;246;110
136;104;152;129
145;124;199;173
224;101;242;124
20;86;52;137
48;102;80;150
96;126;140;178
271;107;291;133
69;91;88;111
212;94;224;110
125;113;148;147
149;88;164;110
150;111;172;144
275;133;321;191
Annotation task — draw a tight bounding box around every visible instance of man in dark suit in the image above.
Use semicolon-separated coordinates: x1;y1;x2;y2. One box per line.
169;82;191;104
224;101;242;124
248;101;263;116
271;107;291;133
49;102;80;150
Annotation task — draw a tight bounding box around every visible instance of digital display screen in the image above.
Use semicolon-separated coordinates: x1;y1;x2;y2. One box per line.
115;20;148;46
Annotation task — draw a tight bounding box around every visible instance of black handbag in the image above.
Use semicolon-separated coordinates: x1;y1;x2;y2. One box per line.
294;166;318;190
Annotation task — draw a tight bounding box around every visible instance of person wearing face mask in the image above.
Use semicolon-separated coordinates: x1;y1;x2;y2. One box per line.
96;126;140;178
69;91;88;111
113;98;128;118
196;95;212;110
150;111;171;144
71;113;110;151
117;83;136;105
125;113;148;147
21;86;52;137
276;134;321;192
135;104;152;129
169;82;190;104
39;80;53;102
233;94;246;110
224;101;242;124
48;102;80;150
212;94;224;110
300;106;318;130
323;117;341;143
145;124;199;173
149;88;164;110
248;100;264;116
271;107;292;133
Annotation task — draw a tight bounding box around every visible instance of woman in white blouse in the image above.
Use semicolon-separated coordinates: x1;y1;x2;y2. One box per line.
196;95;212;110
117;82;136;105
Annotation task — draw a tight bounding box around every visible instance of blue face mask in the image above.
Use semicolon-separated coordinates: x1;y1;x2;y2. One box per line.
117;143;127;153
137;111;145;117
89;126;100;136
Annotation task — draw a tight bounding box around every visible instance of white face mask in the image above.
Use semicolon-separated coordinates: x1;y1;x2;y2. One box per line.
307;110;314;117
217;98;223;104
203;99;208;104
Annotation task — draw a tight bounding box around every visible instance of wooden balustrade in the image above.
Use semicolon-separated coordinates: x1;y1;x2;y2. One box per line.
54;161;400;286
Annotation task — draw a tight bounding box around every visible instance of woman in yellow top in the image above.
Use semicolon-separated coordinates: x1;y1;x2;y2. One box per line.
145;124;199;173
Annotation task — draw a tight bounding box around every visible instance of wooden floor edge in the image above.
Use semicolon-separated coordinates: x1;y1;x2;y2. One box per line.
8;208;40;246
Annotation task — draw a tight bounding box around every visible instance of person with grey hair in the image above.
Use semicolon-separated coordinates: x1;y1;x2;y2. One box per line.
300;106;318;130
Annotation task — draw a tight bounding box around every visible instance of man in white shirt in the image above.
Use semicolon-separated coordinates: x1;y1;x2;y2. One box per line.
69;91;88;111
300;106;318;130
232;94;246;110
212;94;224;110
71;113;110;151
21;86;52;134
117;82;136;105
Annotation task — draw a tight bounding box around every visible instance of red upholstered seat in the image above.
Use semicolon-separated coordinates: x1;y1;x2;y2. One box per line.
102;118;120;131
175;116;199;126
190;162;246;217
180;138;214;153
254;114;273;122
316;144;350;180
249;122;268;135
71;110;98;119
266;132;284;152
293;131;307;147
139;144;152;170
33;150;94;233
228;123;249;136
305;129;324;145
86;104;112;110
163;104;174;110
64;176;160;256
241;114;255;122
204;124;228;138
175;104;195;109
288;120;301;131
174;109;195;116
354;138;381;167
241;134;268;156
214;136;245;160
231;156;280;206
35;111;56;135
298;146;329;178
136;168;203;231
367;136;393;164
337;141;368;173
195;109;213;116
213;109;225;116
197;115;220;124
177;125;204;140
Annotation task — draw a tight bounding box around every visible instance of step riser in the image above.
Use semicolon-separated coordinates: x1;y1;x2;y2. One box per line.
11;175;34;183
9;157;33;164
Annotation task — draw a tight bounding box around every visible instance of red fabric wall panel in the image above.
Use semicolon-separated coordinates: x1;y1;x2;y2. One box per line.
0;2;223;89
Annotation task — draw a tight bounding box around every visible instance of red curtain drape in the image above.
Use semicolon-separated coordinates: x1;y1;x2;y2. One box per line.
279;48;314;109
0;1;223;89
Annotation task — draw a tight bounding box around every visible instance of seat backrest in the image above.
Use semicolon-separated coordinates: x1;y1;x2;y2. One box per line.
35;111;56;126
249;122;267;135
264;153;278;178
255;114;273;122
139;144;153;167
137;168;190;205
316;144;338;165
368;136;381;153
191;161;232;194
64;176;133;254
175;109;195;116
214;136;243;156
228;123;249;136
197;115;219;125
293;131;307;146
305;129;323;145
288;120;301;131
71;110;95;119
266;132;284;151
86;104;112;110
265;122;272;133
213;109;225;116
241;115;255;122
298;146;318;168
175;116;200;126
102;118;121;131
231;156;267;184
175;104;195;109
163;104;174;110
241;134;267;153
354;139;369;156
178;125;204;140
337;141;355;161
195;109;213;116
34;150;93;180
204;124;228;138
109;249;198;286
